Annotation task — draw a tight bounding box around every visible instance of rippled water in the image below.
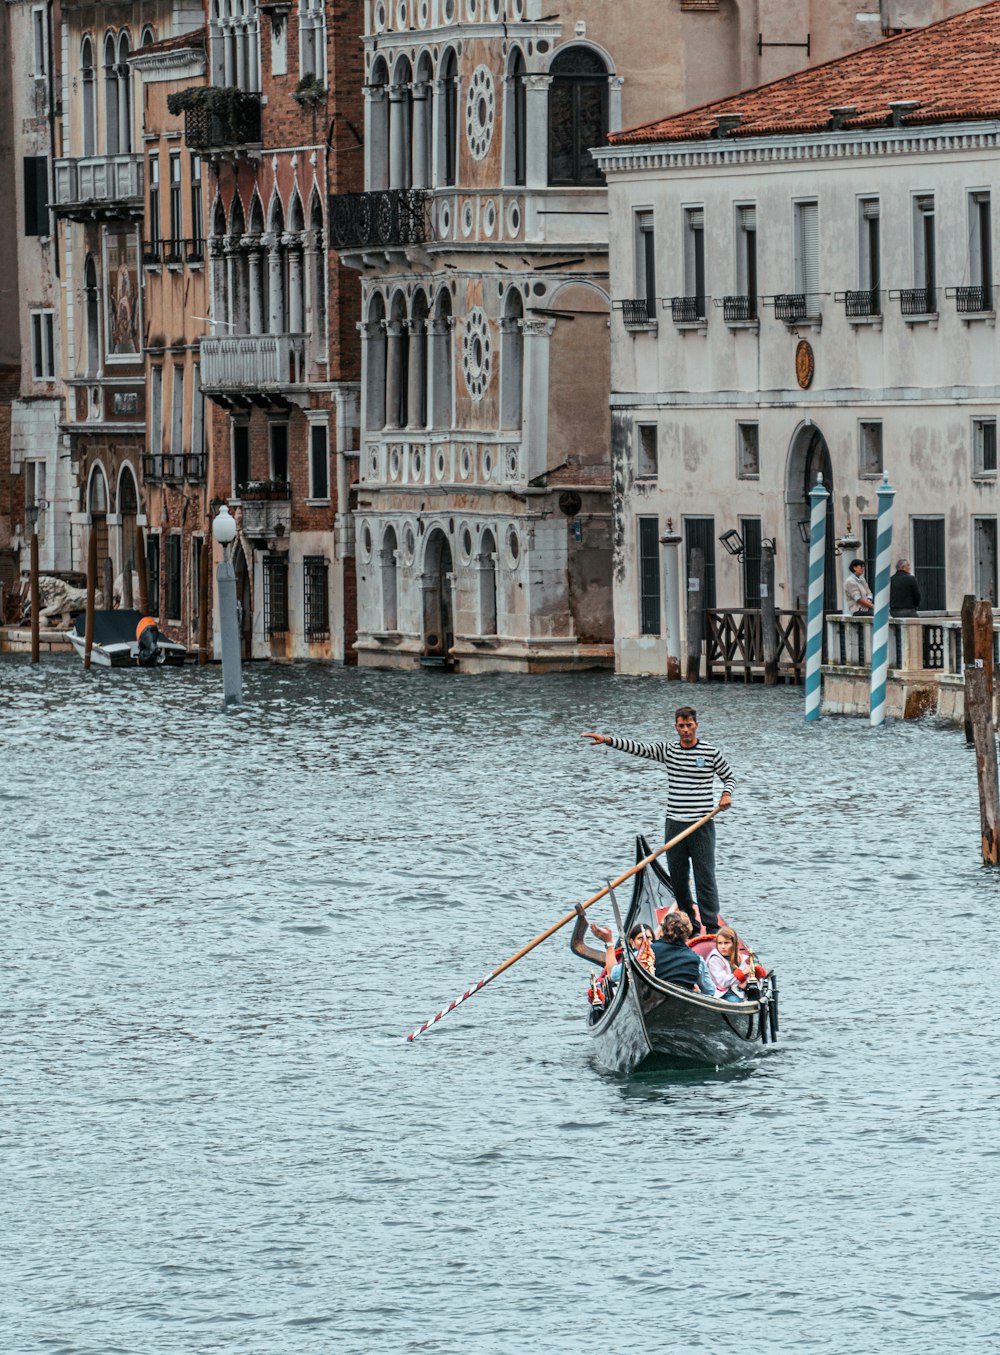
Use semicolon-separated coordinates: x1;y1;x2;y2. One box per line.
3;656;997;1354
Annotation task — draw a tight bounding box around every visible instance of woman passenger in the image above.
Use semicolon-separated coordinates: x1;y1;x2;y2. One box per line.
706;925;747;1003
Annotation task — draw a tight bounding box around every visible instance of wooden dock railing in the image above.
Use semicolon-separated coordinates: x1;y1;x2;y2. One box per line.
703;608;806;683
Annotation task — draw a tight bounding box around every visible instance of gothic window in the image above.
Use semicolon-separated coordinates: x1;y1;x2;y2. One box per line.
381;525;399;631
390;57;413;190
548;46;608;187
504;48;526;186
368;57;389;191
85;254;100;374
117;31;132;153
500;288;523;431
431;288;452;429
439;49;458;187
365;293;387;431
81;38;96;156
104;33;119;154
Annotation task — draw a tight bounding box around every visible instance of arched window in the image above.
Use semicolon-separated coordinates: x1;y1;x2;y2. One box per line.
88;468;110;576
267;195;285;333
299;0;325;81
368;58;389;192
308;193;326;364
247;194;267;333
409;290;429;430
229;194;249;334
141;25;155;47
365;293;386;431
431;289;452;429
387;291;408;429
119;467;139;604
479;528;497;636
390;57;413;190
413;53;434;190
81;38;97;156
210;197;227;335
548;46;608;187
438;49;458;188
85;254;100;374
104;33;119;155
117;31;132;153
500;288;523;431
286;193;306;334
381;524;399;631
504;48;526;187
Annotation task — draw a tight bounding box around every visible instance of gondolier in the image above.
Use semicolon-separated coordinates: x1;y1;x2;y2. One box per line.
582;707;734;933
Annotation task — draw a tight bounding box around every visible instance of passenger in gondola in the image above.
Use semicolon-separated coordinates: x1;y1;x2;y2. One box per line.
652;910;716;995
706;925;748;1003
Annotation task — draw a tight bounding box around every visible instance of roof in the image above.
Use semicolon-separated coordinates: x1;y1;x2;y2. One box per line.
609;1;1000;146
134;27;207;58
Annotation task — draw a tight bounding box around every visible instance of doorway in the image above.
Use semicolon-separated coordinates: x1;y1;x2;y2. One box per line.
785;424;837;612
421;528;454;658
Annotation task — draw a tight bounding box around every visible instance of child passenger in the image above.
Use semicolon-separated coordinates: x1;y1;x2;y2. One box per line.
706;925;748;1002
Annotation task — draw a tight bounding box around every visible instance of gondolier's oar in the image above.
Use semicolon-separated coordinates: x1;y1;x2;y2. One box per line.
405;807;719;1041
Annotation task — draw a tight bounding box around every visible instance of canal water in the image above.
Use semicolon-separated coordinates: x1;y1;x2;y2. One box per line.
2;657;995;1354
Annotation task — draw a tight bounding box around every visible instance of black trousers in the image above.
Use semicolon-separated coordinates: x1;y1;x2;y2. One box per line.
665;816;719;932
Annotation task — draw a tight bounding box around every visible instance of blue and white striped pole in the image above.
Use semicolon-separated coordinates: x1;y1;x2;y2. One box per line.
869;472;896;727
804;473;830;722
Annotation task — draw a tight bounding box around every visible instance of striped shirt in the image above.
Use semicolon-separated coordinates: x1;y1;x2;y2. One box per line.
604;736;735;821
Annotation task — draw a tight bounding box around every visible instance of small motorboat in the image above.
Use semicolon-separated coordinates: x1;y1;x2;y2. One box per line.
68;609;187;668
585;836;778;1072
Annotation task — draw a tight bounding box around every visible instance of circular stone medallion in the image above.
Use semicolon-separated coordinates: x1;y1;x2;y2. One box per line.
462;308;492;401
465;65;496;161
795;339;815;390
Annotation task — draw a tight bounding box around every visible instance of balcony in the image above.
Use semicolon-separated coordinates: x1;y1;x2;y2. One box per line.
184;453;207;482
843;288;881;318
52;154;143;221
953;284;994;314
620;298;656;328
199;334;307;398
722;294;756;323
897;286;937;317
237;484;292;543
182;90;262;154
328;189;429;251
670;295;707;325
774;293;807;323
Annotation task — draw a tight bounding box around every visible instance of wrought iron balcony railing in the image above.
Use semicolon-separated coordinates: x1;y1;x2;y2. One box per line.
328;189;429;250
199;333;307;392
774;292;808;322
621;298;655;326
844;288;881;318
183;453;207;482
722;294;756;322
954;284;993;313
52;154;143;219
898;286;936;316
183;91;262;153
671;295;706;323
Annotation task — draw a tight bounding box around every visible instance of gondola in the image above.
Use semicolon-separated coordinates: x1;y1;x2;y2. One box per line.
586;836;778;1072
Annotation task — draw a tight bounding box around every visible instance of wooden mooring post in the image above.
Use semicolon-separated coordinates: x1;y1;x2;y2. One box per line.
198;536;210;665
761;544;778;686
83;525;97;670
29;527;40;664
685;547;704;684
966;598;999;865
135;524;148;615
102;556;114;614
962;594;976;745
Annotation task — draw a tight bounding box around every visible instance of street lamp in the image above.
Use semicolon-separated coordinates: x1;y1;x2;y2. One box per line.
211;503;242;707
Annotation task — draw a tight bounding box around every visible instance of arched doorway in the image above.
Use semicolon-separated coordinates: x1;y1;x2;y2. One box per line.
118;467;138;606
233;541;253;659
422;528;454;659
87;467;110;589
786;424;837;612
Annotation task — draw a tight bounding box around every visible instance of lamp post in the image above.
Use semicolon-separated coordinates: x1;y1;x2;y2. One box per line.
212;503;243;708
26;498;47;664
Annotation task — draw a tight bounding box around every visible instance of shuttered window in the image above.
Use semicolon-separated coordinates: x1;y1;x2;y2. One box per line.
912;517;946;611
23;157;49;236
741;517;762;609
638;517;661;635
795;201;819;302
684;517;717;610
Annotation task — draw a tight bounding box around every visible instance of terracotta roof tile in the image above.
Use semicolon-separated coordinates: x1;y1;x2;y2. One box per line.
609;1;1000;145
136;27;207;57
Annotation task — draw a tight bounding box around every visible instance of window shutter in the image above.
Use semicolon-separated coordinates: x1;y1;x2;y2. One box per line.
798;202;819;297
23;156;49;237
861;198;879;220
739;205;756;231
687;207;705;231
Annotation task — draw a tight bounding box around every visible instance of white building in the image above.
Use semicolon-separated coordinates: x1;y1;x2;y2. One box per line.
335;0;925;672
598;3;1000;676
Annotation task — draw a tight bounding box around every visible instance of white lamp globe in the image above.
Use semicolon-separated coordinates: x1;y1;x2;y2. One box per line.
212;504;237;545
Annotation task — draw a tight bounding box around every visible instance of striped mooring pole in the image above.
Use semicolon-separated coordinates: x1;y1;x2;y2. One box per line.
804;473;830;722
869;472;896;727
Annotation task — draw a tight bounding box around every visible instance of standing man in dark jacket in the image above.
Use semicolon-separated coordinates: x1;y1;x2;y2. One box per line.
889;558;921;616
582;707;734;933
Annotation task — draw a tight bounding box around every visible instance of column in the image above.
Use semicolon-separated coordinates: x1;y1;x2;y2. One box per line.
286;233;304;333
385;319;404;429
247;237;263;334
524;74;551;191
407;320;426;428
520;318;554;481
209;236;227;336
268;235;284;334
412;82;430;189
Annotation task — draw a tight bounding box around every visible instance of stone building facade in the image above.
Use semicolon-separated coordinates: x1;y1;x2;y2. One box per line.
338;0;984;672
188;0;364;661
598;4;1000;675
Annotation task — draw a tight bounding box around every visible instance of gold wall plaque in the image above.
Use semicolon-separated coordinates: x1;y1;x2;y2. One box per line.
795;340;815;390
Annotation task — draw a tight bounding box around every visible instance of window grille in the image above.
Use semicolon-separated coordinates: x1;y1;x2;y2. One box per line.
263;554;289;636
303;556;330;638
638;518;660;635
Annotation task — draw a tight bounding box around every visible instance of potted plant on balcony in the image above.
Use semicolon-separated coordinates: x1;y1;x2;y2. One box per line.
241;478;291;501
292;74;326;108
